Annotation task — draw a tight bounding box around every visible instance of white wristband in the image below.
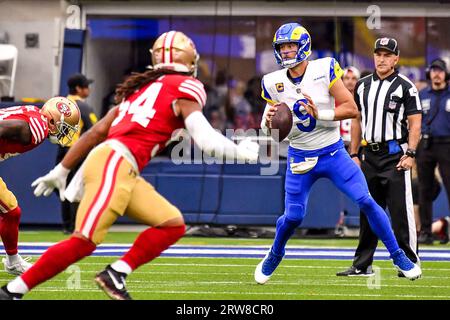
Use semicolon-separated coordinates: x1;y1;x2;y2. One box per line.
317;109;335;121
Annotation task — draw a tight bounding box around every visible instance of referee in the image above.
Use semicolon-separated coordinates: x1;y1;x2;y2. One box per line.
337;38;422;276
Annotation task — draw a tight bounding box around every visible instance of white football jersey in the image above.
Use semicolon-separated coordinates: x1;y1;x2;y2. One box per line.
261;57;344;150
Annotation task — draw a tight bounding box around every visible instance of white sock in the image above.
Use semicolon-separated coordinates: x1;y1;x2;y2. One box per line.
6;254;20;265
110;260;132;275
7;277;29;295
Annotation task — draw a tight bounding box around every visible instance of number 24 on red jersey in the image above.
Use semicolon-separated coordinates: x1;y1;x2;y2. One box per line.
111;77;206;129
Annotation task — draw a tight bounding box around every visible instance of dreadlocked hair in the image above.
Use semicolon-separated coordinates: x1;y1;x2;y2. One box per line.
114;69;190;104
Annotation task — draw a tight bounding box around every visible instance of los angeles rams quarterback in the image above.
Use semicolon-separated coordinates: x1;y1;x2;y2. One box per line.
255;22;422;283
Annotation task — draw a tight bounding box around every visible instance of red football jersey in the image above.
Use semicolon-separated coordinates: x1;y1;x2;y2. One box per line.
335;101;351;143
0;105;49;161
107;74;206;171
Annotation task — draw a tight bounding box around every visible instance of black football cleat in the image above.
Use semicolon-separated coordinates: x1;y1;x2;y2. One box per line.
336;265;375;277
94;265;132;300
0;285;23;300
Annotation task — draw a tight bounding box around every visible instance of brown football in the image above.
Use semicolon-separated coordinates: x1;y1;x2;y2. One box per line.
270;102;293;142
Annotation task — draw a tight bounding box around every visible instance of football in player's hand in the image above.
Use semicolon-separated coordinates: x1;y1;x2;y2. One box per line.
269;102;293;142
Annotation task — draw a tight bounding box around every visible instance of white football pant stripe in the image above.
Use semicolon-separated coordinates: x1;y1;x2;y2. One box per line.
81;152;122;238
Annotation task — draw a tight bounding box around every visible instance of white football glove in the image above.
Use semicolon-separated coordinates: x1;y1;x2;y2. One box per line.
31;163;71;201
236;137;259;163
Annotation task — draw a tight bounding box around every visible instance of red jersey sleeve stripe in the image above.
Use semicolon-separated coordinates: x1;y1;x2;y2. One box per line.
31;117;44;142
180;82;206;105
179;87;204;107
31;117;45;141
184;79;206;93
28;118;41;143
180;83;206;106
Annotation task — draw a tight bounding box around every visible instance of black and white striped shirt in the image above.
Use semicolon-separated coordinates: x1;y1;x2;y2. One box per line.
354;70;422;143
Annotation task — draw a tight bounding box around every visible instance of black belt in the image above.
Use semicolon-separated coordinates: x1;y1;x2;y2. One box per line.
364;139;407;152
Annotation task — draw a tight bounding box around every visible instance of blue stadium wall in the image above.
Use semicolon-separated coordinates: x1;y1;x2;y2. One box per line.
1;140;448;229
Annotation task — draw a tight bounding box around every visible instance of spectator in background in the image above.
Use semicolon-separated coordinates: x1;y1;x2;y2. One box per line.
248;76;265;128
233;80;255;130
210;70;229;127
197;63;224;125
205;107;226;133
432;215;450;244
343;66;361;91
339;66;361;149
231;76;266;130
58;73;98;234
414;80;428;92
416;58;450;244
360;70;372;79
411;165;449;244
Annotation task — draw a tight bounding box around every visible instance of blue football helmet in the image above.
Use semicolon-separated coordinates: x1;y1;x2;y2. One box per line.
273;23;311;69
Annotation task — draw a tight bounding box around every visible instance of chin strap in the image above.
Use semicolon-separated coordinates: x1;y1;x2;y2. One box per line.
153;62;194;75
282;58;301;69
48;134;59;145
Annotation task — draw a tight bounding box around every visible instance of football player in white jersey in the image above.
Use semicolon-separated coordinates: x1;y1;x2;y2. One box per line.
254;22;421;283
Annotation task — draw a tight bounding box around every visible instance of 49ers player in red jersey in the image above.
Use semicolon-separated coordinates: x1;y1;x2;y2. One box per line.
0;97;80;276
0;31;258;300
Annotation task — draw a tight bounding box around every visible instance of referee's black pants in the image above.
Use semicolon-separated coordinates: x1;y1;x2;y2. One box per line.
353;147;419;269
416;138;450;236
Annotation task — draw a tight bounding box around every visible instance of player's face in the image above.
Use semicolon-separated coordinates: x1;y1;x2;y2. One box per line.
279;43;298;60
374;50;399;76
430;67;446;86
45;115;57;134
343;72;358;92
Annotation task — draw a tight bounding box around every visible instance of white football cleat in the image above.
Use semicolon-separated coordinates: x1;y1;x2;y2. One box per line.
391;249;422;280
2;255;33;276
254;250;284;285
395;263;422;280
254;253;271;285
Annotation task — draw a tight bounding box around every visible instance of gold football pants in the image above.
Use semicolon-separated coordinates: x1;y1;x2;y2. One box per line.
76;144;182;244
0;177;18;213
